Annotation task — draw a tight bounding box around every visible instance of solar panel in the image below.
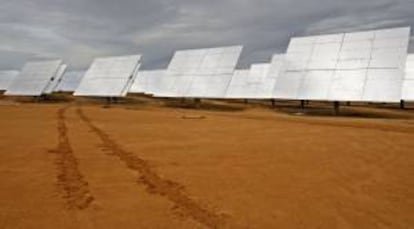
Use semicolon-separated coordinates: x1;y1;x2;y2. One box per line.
225;70;250;99
74;55;142;97
275;27;410;103
129;70;165;94
329;69;367;101
0;70;19;91
5;60;63;96
43;64;67;94
145;70;166;95
361;28;409;102
401;55;414;101
238;63;271;99
298;70;335;100
129;70;147;93
162;46;243;98
55;71;85;92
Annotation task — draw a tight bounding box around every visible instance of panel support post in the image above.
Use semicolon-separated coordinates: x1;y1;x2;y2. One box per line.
400;100;405;110
334;101;340;115
271;99;276;108
300;100;305;110
34;96;41;103
194;98;201;108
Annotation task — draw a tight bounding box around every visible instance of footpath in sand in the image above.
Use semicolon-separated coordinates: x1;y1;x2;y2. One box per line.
0;102;413;228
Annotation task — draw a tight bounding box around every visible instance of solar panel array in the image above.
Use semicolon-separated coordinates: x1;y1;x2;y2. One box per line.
0;70;19;91
157;46;243;98
74;55;142;97
55;71;85;92
2;27;413;104
275;27;410;102
5;60;64;96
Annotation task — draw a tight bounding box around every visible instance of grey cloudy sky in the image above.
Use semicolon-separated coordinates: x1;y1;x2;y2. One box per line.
0;0;413;71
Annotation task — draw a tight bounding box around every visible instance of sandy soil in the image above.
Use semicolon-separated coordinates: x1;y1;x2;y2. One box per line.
0;99;413;228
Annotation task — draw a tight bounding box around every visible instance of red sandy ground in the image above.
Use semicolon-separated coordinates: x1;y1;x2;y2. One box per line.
0;100;413;228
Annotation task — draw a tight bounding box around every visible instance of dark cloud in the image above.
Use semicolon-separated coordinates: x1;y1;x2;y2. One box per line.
0;0;413;70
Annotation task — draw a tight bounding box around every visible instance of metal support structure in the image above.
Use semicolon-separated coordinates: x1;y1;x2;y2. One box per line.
400;100;405;109
113;97;119;104
194;98;201;108
300;100;305;110
334;101;340;115
271;99;276;108
106;97;112;105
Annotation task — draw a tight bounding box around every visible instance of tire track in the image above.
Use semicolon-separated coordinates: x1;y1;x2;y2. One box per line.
76;107;230;228
51;106;94;210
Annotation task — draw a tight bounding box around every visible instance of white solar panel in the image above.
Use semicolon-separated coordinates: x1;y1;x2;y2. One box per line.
401;55;414;101
5;60;63;96
328;69;367;101
273;71;304;99
275;27;410;103
43;64;67;94
55;71;85;92
129;71;148;94
234;63;271;99
161;46;242;98
362;69;403;102
298;70;335;100
129;70;166;94
225;54;286;99
144;70;166;95
74;55;142;97
0;70;19;91
225;70;250;99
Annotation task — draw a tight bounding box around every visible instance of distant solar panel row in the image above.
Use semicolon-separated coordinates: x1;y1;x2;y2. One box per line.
5;60;64;96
